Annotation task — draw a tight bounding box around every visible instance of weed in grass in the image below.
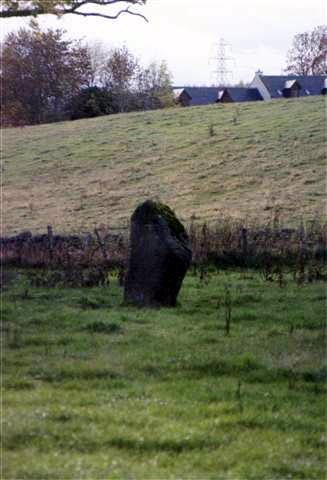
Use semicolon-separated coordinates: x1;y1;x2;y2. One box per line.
235;380;244;413
42;343;51;357
216;284;238;335
288;370;298;391
78;296;106;310
224;285;232;336
51;412;73;423
20;281;30;300
276;264;286;288
296;220;307;286
6;326;22;349
117;265;125;287
208;124;216;137
199;264;209;286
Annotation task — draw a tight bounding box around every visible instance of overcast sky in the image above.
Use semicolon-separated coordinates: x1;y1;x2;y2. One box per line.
1;0;326;85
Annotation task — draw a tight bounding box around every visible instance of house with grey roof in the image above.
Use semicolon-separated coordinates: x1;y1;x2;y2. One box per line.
173;87;221;106
217;87;263;103
173;86;262;106
173;72;327;107
249;72;327;100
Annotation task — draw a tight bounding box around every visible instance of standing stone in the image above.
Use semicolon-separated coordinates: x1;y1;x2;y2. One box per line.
124;200;192;307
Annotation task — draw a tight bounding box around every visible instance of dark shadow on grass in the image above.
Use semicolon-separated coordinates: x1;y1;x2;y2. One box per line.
84;321;123;334
61;378;128;391
5;379;36;390
233;293;262;306
35;293;64;301
293;320;326;331
77;296;111;310
5;432;231;454
20;336;55;347
28;367;125;383
270;465;308;479
10;470;60;480
236;417;324;434
171;360;327;385
50;412;74;423
106;436;228;453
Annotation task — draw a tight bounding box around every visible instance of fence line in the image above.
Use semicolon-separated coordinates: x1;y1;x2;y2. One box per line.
1;219;326;272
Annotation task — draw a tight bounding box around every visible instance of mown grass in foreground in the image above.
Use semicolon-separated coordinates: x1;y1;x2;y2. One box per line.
3;271;327;479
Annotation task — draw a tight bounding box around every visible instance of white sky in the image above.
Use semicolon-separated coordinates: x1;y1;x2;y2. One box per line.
1;0;326;85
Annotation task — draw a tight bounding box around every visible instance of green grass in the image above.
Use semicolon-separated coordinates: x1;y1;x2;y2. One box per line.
3;271;326;479
3;96;326;235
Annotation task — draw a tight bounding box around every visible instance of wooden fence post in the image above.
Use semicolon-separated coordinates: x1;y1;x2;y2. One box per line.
94;228;109;263
240;227;248;268
47;224;54;263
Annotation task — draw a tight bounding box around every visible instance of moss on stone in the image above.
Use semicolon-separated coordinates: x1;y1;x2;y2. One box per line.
153;202;186;239
134;200;186;239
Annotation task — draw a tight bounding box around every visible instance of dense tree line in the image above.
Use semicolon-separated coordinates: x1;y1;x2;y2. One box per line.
1;23;174;126
1;22;91;125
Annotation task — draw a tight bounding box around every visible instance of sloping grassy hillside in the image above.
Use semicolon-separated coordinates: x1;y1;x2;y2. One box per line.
3;96;326;235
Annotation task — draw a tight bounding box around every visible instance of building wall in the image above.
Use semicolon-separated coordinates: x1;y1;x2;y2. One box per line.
249;74;271;101
220;91;233;103
289;84;300;97
178;91;191;107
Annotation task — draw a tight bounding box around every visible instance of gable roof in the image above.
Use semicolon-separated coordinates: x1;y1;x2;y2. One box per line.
258;75;327;98
217;89;225;101
173;88;185;98
284;79;301;89
172;88;191;99
174;86;263;105
178;87;219;106
224;87;263;102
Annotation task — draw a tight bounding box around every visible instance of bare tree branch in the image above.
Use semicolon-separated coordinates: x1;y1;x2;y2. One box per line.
0;1;148;20
69;6;148;22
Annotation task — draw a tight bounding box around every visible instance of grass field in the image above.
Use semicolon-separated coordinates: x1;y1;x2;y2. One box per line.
3;96;326;235
3;270;326;479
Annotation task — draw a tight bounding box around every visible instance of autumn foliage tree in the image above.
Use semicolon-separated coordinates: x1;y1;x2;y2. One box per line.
101;45;139;112
135;60;174;110
1;22;92;126
285;25;327;75
84;44;174;114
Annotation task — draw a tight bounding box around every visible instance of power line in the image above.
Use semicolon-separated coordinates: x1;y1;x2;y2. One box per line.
210;38;234;86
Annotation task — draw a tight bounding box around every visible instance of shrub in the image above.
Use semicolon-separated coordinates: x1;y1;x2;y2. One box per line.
70;86;116;120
